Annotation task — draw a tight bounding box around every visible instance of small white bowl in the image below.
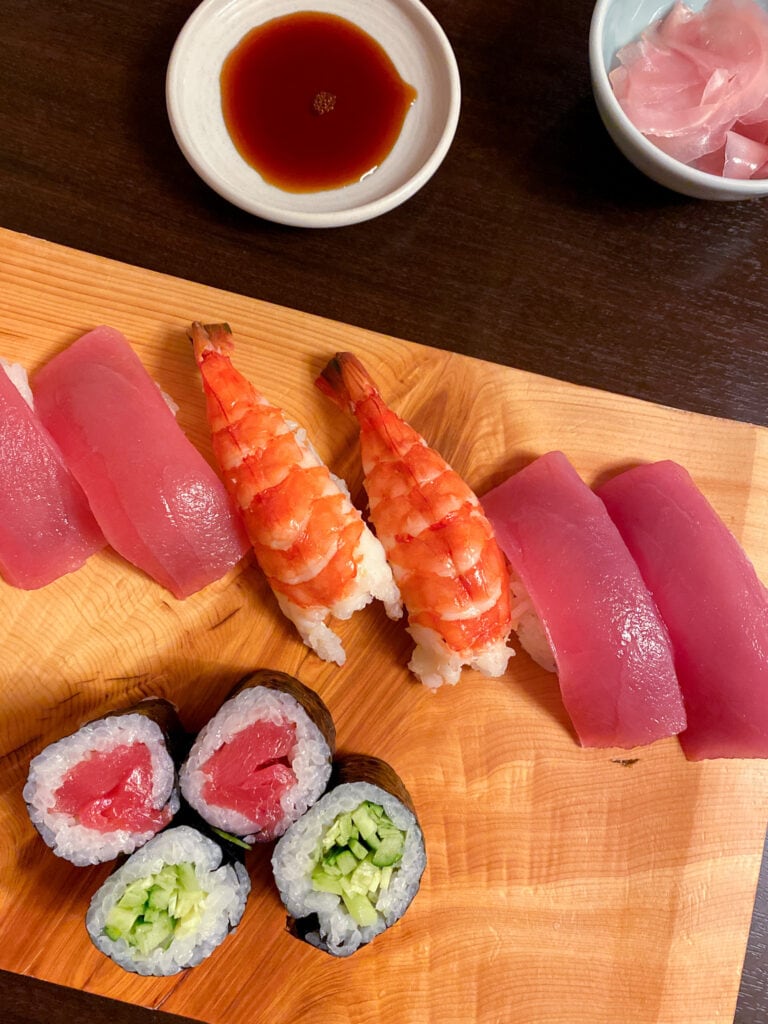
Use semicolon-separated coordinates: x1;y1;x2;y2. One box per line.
166;0;461;227
589;0;768;200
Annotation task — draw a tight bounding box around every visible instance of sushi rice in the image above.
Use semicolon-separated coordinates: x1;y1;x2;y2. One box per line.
507;570;557;674
86;825;250;975
407;621;513;690
272;781;426;957
0;357;34;407
180;684;332;841
24;712;179;866
275;514;402;667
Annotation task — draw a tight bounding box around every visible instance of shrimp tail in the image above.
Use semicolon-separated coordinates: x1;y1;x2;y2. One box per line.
316;351;378;412
188;321;235;363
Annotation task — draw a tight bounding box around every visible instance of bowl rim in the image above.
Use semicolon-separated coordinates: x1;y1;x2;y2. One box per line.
166;0;462;227
589;0;768;195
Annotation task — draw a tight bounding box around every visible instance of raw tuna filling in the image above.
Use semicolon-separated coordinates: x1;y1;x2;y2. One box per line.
200;719;298;832
53;742;171;833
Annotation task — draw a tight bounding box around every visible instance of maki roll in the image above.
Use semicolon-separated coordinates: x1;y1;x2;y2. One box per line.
180;669;335;843
272;755;426;957
24;698;182;866
86;825;250;975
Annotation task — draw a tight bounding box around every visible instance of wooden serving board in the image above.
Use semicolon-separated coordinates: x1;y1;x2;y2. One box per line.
1;227;767;1024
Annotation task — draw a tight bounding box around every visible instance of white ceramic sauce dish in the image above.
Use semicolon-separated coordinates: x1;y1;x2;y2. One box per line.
166;0;461;226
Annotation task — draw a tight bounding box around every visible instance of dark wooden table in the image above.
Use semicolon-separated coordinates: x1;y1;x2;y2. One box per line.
2;0;767;1022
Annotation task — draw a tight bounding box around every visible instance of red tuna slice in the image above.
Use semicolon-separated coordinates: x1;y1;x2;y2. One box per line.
598;461;768;760
53;742;173;833
200;719;298;836
0;362;104;589
32;327;249;599
482;451;686;749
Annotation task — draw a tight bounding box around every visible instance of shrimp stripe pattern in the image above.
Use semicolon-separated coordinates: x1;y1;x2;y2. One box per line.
189;324;401;666
317;352;513;689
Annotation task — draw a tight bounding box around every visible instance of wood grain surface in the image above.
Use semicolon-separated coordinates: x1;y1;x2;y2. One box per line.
4;0;768;434
0;228;767;1024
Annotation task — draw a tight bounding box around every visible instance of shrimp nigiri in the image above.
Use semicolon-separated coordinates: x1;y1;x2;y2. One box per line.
317;352;513;689
189;324;401;665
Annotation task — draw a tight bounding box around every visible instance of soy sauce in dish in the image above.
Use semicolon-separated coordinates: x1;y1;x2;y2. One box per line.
220;11;417;194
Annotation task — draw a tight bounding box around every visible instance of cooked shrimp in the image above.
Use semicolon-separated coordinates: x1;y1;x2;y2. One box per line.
317;352;513;689
189;324;401;665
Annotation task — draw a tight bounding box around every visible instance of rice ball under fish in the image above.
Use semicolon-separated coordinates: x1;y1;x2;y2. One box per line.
317;352;513;689
189;323;402;667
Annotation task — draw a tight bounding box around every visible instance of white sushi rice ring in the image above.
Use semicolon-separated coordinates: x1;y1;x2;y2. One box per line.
180;686;332;840
86;825;250;976
272;781;427;958
24;713;179;866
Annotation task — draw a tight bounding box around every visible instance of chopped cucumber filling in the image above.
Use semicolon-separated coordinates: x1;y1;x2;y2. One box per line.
311;801;406;927
103;862;208;955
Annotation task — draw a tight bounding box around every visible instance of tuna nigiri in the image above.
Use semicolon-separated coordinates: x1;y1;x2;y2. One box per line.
0;358;104;589
481;452;686;748
317;352;513;689
598;460;768;760
32;326;249;599
189;324;401;666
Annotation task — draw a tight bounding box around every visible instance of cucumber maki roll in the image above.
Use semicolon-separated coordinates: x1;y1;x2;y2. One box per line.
24;698;183;866
272;755;426;957
180;669;335;843
86;825;250;975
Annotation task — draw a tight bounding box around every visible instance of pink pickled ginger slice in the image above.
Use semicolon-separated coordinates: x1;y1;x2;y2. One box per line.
482;452;686;749
723;127;768;174
611;0;768;170
598;461;768;760
32;327;249;599
0;361;104;589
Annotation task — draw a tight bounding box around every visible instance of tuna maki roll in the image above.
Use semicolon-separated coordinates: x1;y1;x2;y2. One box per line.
86;825;250;975
180;670;335;843
272;755;426;957
24;698;182;866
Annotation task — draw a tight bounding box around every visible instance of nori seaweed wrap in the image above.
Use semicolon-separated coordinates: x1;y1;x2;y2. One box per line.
24;697;183;865
86;824;250;974
272;754;426;957
180;669;335;843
